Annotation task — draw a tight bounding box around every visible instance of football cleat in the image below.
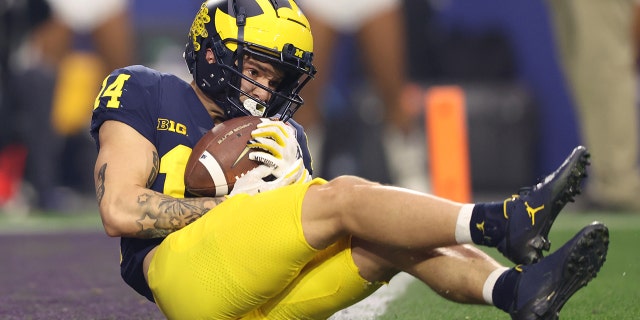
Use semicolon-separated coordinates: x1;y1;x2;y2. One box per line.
508;222;609;320
498;145;590;265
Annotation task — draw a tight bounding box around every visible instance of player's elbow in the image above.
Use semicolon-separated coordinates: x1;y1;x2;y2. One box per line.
102;221;121;237
98;200;129;237
100;209;124;237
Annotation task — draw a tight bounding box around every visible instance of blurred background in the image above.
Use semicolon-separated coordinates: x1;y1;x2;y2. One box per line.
1;0;639;214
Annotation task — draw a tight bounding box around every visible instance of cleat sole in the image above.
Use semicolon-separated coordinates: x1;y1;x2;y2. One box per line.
537;223;609;319
510;222;609;320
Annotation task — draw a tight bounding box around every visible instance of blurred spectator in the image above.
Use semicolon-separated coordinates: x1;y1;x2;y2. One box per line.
1;0;134;212
295;0;430;191
546;0;640;211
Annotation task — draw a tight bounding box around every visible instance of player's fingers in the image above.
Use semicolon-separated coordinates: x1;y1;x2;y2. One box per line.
257;119;294;136
296;169;311;184
248;151;279;168
253;120;295;145
251;127;286;146
280;159;304;184
246;137;282;159
238;164;273;180
230;164;275;196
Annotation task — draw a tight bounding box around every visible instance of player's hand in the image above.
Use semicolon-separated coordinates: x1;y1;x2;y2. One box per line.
246;119;303;178
230;158;309;196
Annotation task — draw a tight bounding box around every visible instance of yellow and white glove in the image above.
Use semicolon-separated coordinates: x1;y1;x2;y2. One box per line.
230;159;310;196
229;119;311;196
247;118;307;179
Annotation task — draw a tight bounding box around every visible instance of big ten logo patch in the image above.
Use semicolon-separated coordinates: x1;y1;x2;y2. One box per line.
157;118;187;136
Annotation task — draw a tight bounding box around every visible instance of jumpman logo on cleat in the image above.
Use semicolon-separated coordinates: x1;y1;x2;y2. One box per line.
502;195;544;226
524;202;544;226
497;146;591;265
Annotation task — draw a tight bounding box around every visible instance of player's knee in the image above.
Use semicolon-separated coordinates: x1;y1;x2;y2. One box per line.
326;174;378;189
329;175;379;188
323;175;380;211
302;176;381;248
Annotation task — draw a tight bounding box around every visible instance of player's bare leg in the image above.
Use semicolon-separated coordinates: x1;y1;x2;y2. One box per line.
91;8;134;71
352;223;609;319
357;3;411;133
302;174;460;250
351;239;501;304
301;145;590;265
248;222;607;320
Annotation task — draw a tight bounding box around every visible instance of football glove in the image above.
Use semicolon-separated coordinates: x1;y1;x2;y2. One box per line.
247;119;303;178
230;158;310;196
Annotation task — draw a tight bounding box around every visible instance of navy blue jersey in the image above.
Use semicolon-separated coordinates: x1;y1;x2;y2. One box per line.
90;65;312;302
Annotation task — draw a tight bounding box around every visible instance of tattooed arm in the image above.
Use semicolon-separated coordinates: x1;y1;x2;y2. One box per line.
94;120;223;238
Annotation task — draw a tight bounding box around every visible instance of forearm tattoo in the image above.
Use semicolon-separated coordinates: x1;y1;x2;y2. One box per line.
135;192;223;238
98;151;224;239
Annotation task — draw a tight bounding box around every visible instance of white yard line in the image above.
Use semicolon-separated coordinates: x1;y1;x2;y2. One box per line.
329;272;415;319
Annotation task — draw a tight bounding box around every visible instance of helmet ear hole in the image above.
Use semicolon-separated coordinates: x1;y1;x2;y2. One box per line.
213;41;226;58
184;42;197;74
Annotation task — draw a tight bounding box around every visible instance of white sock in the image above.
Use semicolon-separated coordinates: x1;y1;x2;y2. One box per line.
482;267;510;305
454;204;474;244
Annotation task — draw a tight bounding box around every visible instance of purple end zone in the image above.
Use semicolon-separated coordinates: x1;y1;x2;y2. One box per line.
0;232;163;319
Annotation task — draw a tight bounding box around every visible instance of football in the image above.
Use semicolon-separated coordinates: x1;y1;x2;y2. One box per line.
184;116;262;197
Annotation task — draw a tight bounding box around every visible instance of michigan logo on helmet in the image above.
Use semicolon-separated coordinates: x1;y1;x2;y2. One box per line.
184;0;316;121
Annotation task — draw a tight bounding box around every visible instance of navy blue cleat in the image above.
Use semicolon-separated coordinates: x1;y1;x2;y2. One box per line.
498;146;590;265
508;222;609;320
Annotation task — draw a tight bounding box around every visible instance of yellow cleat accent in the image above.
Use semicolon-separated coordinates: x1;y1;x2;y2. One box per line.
503;195;544;226
524;202;545;226
502;195;518;219
476;221;485;233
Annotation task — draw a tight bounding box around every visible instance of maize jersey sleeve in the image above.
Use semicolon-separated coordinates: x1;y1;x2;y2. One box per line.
90;65;314;302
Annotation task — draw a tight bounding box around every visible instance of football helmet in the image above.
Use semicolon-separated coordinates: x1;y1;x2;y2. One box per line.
184;0;316;121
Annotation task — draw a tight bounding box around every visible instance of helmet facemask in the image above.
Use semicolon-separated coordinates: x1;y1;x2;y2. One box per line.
184;0;316;122
222;41;315;121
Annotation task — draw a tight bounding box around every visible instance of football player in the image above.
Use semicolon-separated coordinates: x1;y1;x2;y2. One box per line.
91;0;609;319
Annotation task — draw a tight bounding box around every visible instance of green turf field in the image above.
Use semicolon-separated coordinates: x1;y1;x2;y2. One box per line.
1;210;638;319
0;210;103;234
379;212;640;320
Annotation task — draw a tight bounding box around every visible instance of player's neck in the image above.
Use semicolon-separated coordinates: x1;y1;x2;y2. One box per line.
190;81;226;123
